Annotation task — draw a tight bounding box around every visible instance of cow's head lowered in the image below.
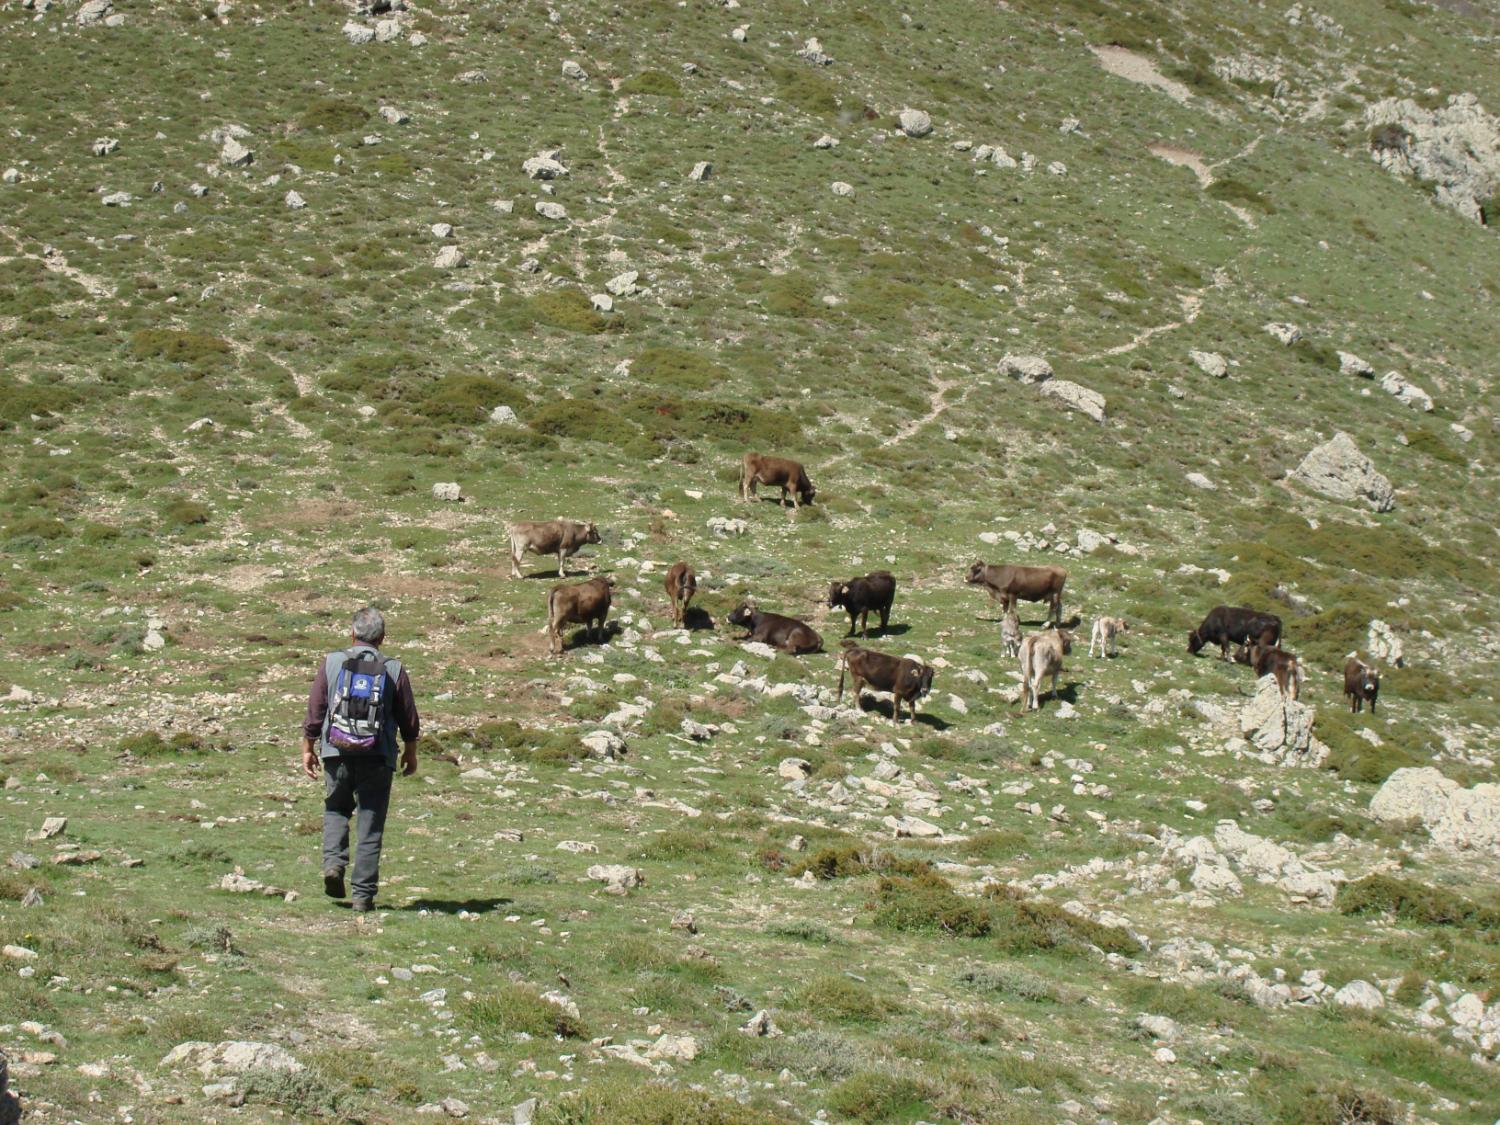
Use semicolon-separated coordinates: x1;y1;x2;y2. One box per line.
1187;629;1206;655
584;523;602;545
965;561;988;585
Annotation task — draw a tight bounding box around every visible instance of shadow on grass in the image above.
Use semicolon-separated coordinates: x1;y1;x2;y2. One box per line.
397;897;513;914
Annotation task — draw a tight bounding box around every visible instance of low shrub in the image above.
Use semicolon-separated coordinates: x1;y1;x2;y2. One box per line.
161;496;211;528
1336;874;1500;932
957;964;1075;1004
460;983;587;1039
632;346;726;391
129;329;232;367
619;70;682;97
539;1079;786;1125
826;1072;934;1124
119;731;214;757
298;97;368;132
531;289;619;334
1369;123;1411;154
794;974;892;1023
986;886;1141;956
872;872;992;937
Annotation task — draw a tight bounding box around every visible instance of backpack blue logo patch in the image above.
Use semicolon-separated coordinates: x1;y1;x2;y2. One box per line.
351;674;374;697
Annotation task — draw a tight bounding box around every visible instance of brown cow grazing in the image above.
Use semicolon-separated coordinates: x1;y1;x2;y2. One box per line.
739;452;816;509
837;642;934;724
507;519;601;579
1000;610;1023;658
1344;656;1380;713
1018;628;1072;712
664;562;697;627
1240;643;1303;700
726;603;823;654
546;575;615;656
966;561;1067;625
829;571;896;638
1189;605;1281;660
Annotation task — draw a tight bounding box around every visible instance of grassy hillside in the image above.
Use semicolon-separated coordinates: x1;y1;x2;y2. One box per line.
2;1;1499;1122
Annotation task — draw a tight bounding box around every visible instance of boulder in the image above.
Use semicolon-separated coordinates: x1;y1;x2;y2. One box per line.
1189;350;1228;377
814;134;839;149
689;161;712;182
1039;378;1107;423
581;730;626;760
889;815;942;838
561;60;588;81
432;482;462;502
92;137;119;157
374;18;402;42
1379;370;1434;411
76;0;111;25
606;270;639;296
797;37;833;66
1189;861;1242;895
160;1041;302;1077
777;758;812;781
999;354;1053;384
1239;675;1323;766
1365;93;1500;224
220;138;253;166
1338;351;1374;377
434;245;466;270
1135;1014;1181;1042
1264;322;1301;345
522;151;568;180
342;21;375;44
898;108;933;137
1290;432;1395;512
284;190;306;210
1369;766;1458;824
587;864;645;893
741;1009;782;1037
379;105;410;125
1333;980;1384;1011
490;405;518;425
535;201;568;221
646;1034;699;1062
591;294;613;312
830;181;854;197
1185;472;1217;491
1429;783;1500;853
1367;620;1404;667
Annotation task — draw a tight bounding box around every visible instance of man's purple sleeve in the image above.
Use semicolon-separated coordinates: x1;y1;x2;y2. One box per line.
303;660;328;741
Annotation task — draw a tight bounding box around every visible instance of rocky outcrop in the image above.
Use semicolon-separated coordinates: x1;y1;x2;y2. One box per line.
1000;354;1053;384
898;108;933;137
1366;93;1500;224
1370;767;1500;854
1039;379;1107;423
1239;675;1325;767
161;1041;303;1077
1290;432;1395;512
1380;370;1434;412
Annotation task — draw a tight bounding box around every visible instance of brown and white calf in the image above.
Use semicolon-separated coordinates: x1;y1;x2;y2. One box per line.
1019;628;1072;712
1000;609;1023;658
1089;616;1128;658
664;562;697;627
1344;656;1380;713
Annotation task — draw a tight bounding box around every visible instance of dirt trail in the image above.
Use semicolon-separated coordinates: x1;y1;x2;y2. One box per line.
824;373;964;472
1081;291;1205;362
1089;46;1194;105
0;225;116;300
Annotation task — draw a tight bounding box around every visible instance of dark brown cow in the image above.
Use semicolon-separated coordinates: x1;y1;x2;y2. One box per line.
507;519;601;579
1344;657;1380;713
739;453;816;509
966;561;1067;625
837;642;934;723
1189;606;1282;659
1238;643;1303;700
664;562;697;627
727;603;823;654
546;575;615;655
828;571;896;638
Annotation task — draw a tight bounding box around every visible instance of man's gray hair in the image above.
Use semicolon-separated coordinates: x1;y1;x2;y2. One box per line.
351;606;386;645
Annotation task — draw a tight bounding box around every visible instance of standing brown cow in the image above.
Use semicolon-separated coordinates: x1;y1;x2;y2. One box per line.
546;575;615;656
664;562;697;627
1344;656;1380;713
739;453;816;509
1018;628;1072;711
837;642;934;724
507;519;601;579
966;561;1067;625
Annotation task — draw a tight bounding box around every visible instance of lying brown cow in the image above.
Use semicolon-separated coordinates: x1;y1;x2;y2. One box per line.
1019;628;1072;711
507;518;601;579
1344;656;1379;713
739;452;816;509
546;575;615;656
966;561;1067;625
727;603;823;654
837;641;934;724
1237;643;1302;700
664;561;697;627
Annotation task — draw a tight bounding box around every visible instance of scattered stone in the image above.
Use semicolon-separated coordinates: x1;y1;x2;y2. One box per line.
455;70;488;84
1047;160;1068;176
342;21;375;44
581;730;627;760
39;817;66;839
535;201;568;221
647;1034;700;1062
1365;93;1500;223
284;190;306;210
434;245;466;270
797;37;833;65
522;151;568;180
76;0;111;25
1379;370;1434;412
1239;675;1323;766
2;945;37;961
379;105;410;125
220;138;253;166
741;1009;782;1037
777;758;812;781
490;405;518;425
1264;322;1301;346
432;482;462;502
1039;379;1107;423
101;191;133;206
512;1099;538;1125
670;911;697;934
1370;767;1500;853
707;517;747;537
1290;431;1395;512
689;161;712;182
898;108;933;137
1334;980;1384;1011
561;60;588;81
431;222;453;239
591;294;613;312
2;169;19;184
374;18;403;42
587;864;645;893
606;270;640;296
1000;354;1053;384
1185;472;1217;491
160;1041;303;1077
1189;350;1228;377
830;181;854;197
1135;1014;1180;1042
1338;351;1374;377
889;815;942;839
92;137;119;157
813;134;839;149
1367;620;1404;667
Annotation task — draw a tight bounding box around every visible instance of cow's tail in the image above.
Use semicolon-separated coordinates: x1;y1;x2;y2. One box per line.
738;454;751;499
836;646;848;701
545;587;558;639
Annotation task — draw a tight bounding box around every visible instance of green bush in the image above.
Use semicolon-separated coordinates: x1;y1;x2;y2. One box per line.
1336;874;1500;932
530;290;618;334
794;974;891;1023
986;886;1141;955
1369;123;1411;153
872;872;992;937
539;1079;787;1125
633;346;727;391
763;273;819;317
459;983;587;1039
619;70;682;97
161;496;211;528
826;1073;934;1124
529;398;655;458
1206;179;1276;214
298;97;368;132
129;329;232;367
119;732;212;757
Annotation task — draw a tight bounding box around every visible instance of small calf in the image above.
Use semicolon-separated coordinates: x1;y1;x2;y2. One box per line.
1344;656;1380;713
546;575;616;656
1089;616;1128;658
664;561;697;627
1000;610;1023;658
1244;643;1302;701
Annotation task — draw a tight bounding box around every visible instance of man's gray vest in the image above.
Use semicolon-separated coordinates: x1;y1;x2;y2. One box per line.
320;645;403;768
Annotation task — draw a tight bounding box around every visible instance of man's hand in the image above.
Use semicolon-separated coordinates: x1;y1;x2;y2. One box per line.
301;739;321;781
401;741;418;777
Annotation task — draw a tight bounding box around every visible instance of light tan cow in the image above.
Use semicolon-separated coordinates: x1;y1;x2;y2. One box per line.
1000;610;1023;658
1089;616;1128;658
1019;628;1072;712
506;518;601;579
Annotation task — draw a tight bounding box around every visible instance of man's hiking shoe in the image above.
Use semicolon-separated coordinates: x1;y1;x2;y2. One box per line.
323;868;346;899
351;898;374;913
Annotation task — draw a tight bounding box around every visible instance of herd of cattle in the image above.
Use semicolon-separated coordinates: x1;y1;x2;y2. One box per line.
505;453;1385;722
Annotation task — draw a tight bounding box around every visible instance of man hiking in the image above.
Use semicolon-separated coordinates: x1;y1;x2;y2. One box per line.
302;606;420;912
